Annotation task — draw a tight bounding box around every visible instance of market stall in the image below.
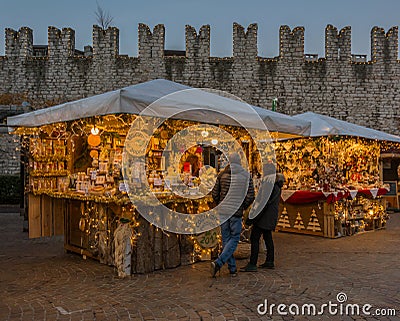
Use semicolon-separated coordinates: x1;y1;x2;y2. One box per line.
380;143;400;209
7;79;311;274
274;112;400;238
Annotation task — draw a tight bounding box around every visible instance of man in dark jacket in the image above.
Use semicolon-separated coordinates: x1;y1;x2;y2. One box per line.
241;163;285;271
210;153;255;277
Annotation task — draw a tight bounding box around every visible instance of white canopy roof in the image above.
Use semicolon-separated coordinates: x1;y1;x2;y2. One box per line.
7;79;310;137
293;112;400;142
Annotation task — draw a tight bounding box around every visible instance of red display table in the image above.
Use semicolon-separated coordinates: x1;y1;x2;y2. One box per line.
281;188;388;204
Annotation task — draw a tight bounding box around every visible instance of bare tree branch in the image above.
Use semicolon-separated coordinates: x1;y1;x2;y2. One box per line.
95;1;114;30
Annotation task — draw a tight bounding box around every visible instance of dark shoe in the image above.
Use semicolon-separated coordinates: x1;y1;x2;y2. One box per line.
210;261;220;277
230;269;238;277
259;261;275;269
240;263;257;272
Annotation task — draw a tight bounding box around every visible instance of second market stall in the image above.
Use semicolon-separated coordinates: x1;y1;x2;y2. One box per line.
274;112;400;238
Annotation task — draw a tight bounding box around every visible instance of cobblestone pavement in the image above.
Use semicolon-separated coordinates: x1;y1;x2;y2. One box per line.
0;210;399;321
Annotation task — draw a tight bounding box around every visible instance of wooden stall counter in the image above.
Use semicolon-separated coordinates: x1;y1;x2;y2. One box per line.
27;191;216;274
276;188;388;238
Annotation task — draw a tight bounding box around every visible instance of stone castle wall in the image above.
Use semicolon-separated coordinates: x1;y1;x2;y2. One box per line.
0;128;19;175
1;23;400;174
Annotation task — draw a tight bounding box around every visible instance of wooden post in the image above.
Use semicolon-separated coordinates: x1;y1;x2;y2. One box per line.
41;195;53;236
153;227;164;269
53;198;65;235
28;193;41;238
323;203;335;238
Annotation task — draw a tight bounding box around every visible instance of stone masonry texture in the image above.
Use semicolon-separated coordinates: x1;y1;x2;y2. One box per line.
1;23;400;175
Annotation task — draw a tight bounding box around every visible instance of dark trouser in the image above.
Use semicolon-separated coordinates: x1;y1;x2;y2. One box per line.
249;225;274;265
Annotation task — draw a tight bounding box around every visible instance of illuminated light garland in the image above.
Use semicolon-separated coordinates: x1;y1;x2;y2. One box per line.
21;115;256;212
16;109;393;249
333;194;387;236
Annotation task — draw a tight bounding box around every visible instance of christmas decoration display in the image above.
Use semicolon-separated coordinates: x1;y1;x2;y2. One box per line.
275;137;382;191
12;112;272;274
274;136;390;237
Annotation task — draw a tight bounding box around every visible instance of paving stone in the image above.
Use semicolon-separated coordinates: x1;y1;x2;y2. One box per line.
0;212;400;320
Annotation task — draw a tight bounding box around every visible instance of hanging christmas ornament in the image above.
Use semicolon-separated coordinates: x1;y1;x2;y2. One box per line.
88;134;101;147
283;141;292;151
90;150;99;158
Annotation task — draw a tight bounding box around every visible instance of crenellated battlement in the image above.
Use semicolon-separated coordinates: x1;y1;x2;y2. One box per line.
138;23;165;59
5;23;398;63
5;27;33;58
279;25;305;60
2;23;399;62
47;27;75;58
371;26;398;63
233;23;258;59
185;25;210;59
92;25;119;58
325;25;351;62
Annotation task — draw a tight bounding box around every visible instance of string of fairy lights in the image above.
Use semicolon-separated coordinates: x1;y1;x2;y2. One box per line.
13;114;262;263
274;136;383;191
10;110;400;261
